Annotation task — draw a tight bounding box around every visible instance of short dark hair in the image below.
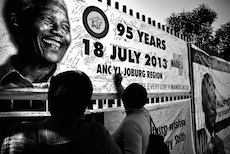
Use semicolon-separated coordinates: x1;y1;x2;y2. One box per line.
122;83;147;109
48;71;93;118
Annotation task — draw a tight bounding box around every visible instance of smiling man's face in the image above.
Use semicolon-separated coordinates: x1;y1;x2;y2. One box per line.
206;76;217;129
202;73;217;133
22;0;71;63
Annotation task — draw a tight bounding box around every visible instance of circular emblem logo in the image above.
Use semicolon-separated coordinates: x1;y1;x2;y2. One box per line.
83;6;109;39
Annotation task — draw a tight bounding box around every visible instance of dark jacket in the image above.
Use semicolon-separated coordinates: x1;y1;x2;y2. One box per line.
1;117;122;154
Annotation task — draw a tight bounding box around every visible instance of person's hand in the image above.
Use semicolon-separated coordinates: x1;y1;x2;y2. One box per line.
113;73;124;99
113;73;123;86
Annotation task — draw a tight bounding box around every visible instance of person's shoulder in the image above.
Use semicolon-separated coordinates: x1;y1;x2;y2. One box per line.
1;121;41;154
89;121;114;140
3;121;39;147
90;122;108;133
123;117;141;127
90;122;122;154
6;121;38;136
122;115;144;133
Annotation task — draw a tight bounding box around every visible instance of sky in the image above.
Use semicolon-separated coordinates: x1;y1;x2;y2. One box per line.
114;0;230;32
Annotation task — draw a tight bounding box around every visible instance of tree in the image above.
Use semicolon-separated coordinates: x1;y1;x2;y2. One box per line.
166;4;218;53
214;21;230;61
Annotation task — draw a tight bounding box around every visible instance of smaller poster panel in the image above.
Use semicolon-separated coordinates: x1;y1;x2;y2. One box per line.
105;99;194;154
192;44;230;154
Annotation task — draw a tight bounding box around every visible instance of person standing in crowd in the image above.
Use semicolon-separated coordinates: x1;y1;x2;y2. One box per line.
112;74;151;154
201;73;225;154
1;70;122;154
0;0;71;88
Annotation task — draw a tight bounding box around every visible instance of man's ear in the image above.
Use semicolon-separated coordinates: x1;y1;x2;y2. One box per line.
10;13;19;30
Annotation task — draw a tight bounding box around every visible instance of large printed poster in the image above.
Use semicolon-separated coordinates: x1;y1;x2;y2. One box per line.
192;44;230;154
0;1;194;153
105;99;194;154
0;0;190;94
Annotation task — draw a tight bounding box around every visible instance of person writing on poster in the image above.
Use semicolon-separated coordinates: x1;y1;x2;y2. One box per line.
112;73;151;154
0;0;71;88
1;70;122;154
201;73;225;154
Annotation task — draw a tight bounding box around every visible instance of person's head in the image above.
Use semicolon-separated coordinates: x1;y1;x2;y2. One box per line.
3;0;71;64
122;83;147;109
48;70;93;118
201;73;217;133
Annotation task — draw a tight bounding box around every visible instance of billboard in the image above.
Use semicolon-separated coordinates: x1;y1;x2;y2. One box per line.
192;44;230;153
0;0;190;94
0;0;194;153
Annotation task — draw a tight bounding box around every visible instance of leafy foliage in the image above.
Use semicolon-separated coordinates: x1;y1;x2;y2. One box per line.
166;4;218;53
166;4;230;61
214;21;230;60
